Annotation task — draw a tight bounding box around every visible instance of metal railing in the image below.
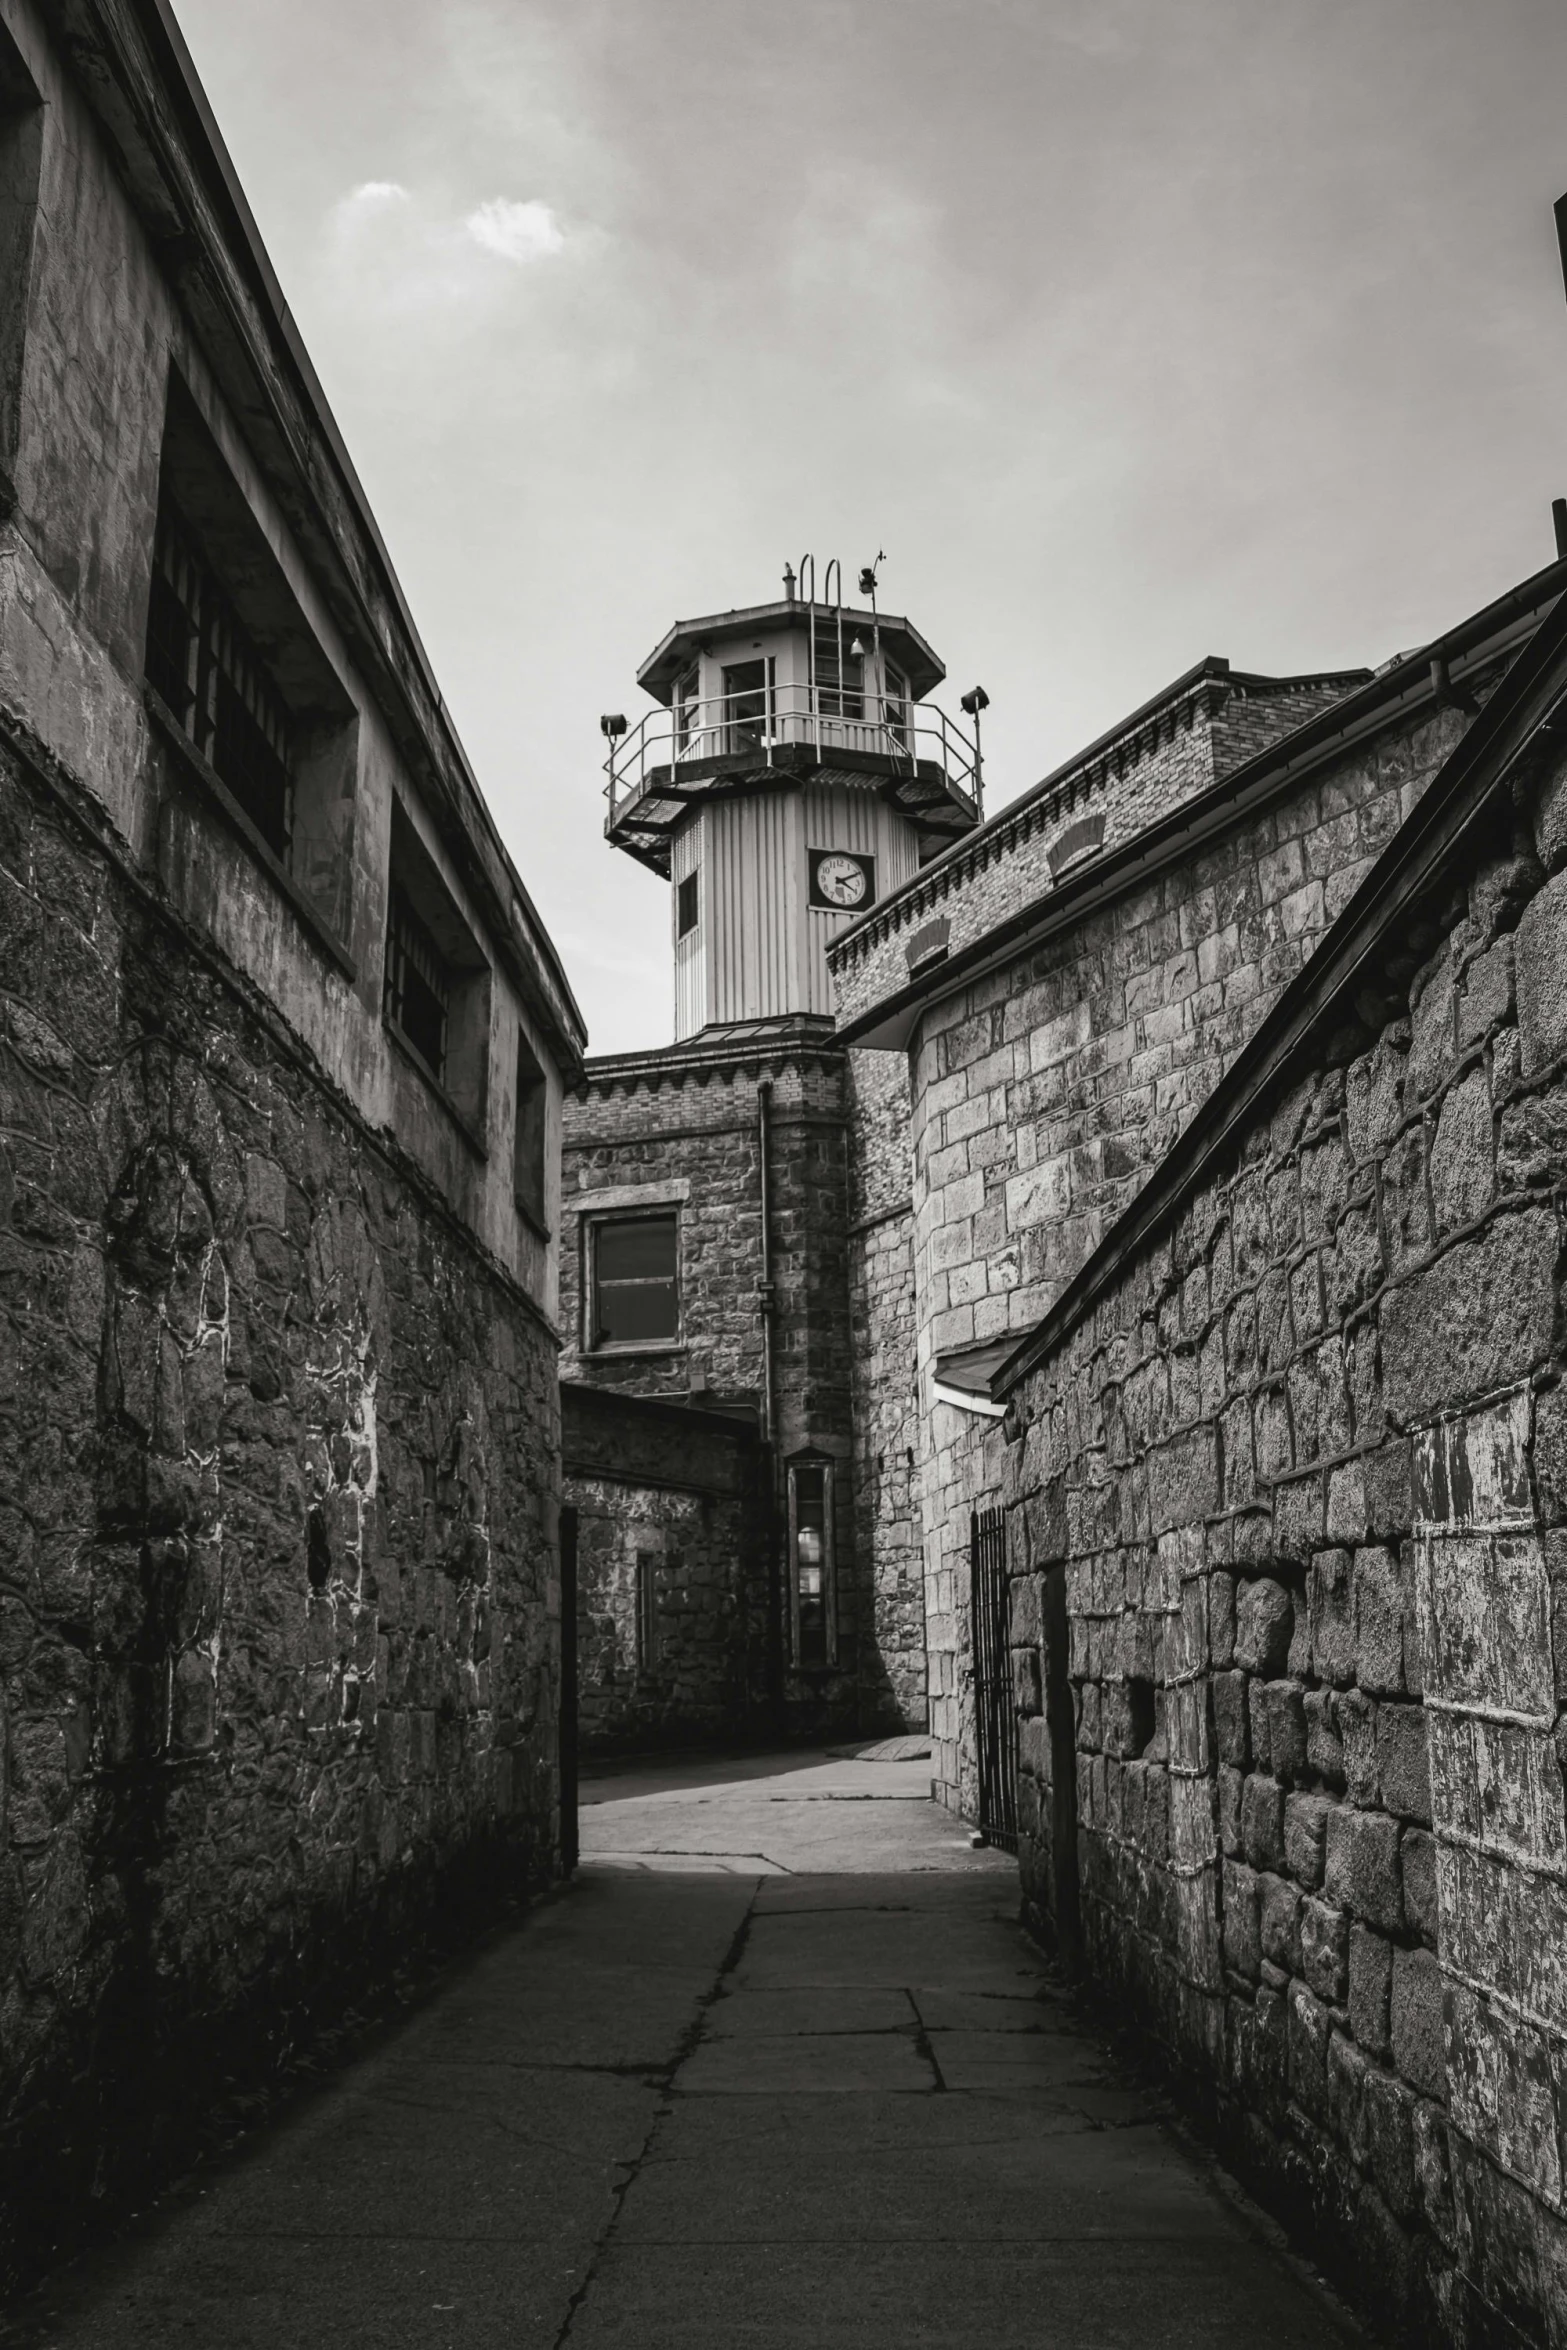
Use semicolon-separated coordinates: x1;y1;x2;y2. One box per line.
604;676;980;826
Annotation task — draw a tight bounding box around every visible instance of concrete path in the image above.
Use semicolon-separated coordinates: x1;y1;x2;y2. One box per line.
5;1753;1362;2349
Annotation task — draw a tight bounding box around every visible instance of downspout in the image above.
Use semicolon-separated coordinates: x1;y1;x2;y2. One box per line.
757;1079;784;1715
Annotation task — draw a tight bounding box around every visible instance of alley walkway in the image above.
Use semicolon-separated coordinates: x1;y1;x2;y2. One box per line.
6;1753;1361;2349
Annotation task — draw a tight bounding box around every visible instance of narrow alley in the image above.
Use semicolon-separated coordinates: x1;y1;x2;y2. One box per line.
6;1755;1361;2350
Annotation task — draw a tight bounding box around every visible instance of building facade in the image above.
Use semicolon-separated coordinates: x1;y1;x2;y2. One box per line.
826;561;1567;2346
562;583;978;1746
0;0;584;2290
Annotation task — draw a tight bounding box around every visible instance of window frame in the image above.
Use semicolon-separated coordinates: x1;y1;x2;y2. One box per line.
512;1025;549;1238
585;1208;681;1354
676;868;699;939
381;796;493;1153
142;373;360;975
787;1455;837;1671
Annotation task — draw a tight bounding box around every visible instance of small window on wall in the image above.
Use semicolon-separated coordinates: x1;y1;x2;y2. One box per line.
789;1458;836;1671
143;375;358;953
676;870;699;939
147;499;297;862
589;1213;679;1348
513;1028;548;1235
382;797;491;1141
636;1551;659;1672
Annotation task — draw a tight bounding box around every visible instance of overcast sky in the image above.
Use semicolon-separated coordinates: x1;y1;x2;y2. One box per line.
175;0;1567;1056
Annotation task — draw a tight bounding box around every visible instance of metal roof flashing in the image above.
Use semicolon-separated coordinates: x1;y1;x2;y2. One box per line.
636;602;946;703
984;574;1567;1409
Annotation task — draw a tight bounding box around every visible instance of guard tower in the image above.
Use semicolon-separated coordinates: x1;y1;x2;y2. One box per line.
602;559;982;1039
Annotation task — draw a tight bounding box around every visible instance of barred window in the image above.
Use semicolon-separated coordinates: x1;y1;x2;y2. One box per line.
383;883;452;1085
145;496;295;864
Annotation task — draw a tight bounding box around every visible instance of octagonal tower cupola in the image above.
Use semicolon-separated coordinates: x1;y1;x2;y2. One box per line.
601;558;983;1041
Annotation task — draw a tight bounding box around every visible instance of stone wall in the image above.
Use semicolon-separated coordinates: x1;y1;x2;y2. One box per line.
563;1384;763;1750
847;1049;924;1729
907;701;1472;1812
828;662;1368;1034
995;740;1567;2344
563;1030;872;1736
0;722;562;2288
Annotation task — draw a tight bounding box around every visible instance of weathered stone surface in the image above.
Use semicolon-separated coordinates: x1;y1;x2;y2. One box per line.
1300;1895;1349;2004
1350;1923;1393;2055
1284;1791;1330;1890
1235;1576;1293;1676
1515;865;1567;1074
1390;1947;1445;2099
1381;1210;1558;1421
1325;1807;1402;1932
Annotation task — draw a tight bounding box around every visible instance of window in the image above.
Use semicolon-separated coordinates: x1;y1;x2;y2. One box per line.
882;662;909;749
676;870;699;938
513;1028;548;1234
384;883;450;1081
812;621;863;721
143;375;358;953
382;798;491;1140
147;496;296;862
788;1458;836;1670
589;1213;678;1348
636;1551;659;1672
675;666;701;753
722;659;770;753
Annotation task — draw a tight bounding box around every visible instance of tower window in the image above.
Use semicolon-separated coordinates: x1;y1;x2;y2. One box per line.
722;659;770;752
882;662;909;748
146;494;296;863
589;1213;679;1348
675;666;701;752
812;621;863;721
788;1458;836;1671
676;870;699;938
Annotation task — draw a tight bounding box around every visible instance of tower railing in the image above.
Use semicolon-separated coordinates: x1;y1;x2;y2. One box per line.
603;678;980;828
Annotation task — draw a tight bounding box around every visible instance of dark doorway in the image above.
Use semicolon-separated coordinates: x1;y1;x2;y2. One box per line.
1042;1563;1081;1972
560;1504;579;1876
970;1507;1017;1852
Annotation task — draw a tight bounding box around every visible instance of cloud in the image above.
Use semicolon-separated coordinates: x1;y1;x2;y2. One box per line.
465;197;565;264
333;179;411;224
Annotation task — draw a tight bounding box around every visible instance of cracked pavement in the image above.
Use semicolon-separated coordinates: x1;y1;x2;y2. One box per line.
6;1753;1361;2347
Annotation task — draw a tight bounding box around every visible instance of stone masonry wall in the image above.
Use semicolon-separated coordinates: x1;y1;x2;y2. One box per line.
829;668;1366;1032
563;1040;875;1736
997;751;1567;2346
0;724;561;2290
912;704;1471;1814
563;1385;763;1750
847;1048;924;1729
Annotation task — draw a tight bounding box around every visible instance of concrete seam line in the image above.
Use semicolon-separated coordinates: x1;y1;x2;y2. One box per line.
548;1883;763;2348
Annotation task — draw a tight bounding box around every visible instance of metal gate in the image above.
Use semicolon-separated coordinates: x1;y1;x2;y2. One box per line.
970;1506;1017;1853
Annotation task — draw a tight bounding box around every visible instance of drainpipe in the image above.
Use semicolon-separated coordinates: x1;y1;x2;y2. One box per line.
757;1080;783;1714
757;1079;777;1445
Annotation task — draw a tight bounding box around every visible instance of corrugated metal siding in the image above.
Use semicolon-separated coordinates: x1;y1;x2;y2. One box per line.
674;782;921;1030
672;817;704;1040
802;784;918;1017
706;790;799;1026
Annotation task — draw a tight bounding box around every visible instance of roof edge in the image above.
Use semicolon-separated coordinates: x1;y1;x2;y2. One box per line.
991;580;1567;1400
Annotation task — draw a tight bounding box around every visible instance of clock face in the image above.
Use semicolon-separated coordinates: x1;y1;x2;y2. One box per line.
811;850;874;910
